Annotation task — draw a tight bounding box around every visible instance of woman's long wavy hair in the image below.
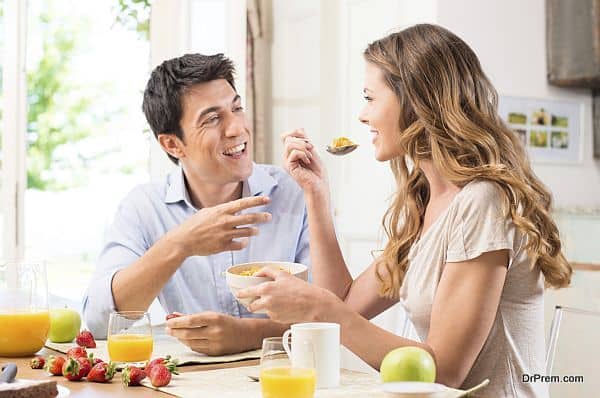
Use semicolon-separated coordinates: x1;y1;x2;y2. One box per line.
364;24;572;298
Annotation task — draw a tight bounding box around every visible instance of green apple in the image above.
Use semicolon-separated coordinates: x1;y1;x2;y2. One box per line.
380;347;436;383
48;308;81;343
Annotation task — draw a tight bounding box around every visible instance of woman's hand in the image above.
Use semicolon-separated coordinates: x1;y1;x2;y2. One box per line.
236;267;340;324
281;129;329;198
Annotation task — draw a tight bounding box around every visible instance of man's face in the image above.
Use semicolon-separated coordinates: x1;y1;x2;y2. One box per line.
175;79;253;184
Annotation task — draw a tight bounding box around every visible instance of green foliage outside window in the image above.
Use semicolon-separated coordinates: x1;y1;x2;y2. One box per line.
25;1;150;191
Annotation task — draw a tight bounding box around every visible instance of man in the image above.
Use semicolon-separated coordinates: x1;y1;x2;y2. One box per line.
83;53;310;355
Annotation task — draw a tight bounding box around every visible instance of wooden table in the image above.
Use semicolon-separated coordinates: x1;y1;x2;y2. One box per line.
2;348;259;397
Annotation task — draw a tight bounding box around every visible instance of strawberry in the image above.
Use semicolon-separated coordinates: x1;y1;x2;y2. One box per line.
76;330;96;348
166;313;183;320
149;364;171;387
66;346;88;359
30;356;45;369
76;356;92;377
45;355;66;376
122;365;146;386
62;357;85;381
88;353;103;366
87;361;116;383
145;355;179;376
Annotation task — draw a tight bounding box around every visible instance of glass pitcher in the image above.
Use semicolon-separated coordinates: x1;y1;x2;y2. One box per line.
0;261;50;357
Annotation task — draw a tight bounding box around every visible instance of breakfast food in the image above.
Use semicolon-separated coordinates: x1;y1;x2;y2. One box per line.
29;357;45;370
0;379;58;398
0;364;58;398
234;265;290;276
75;330;96;348
122;365;147;386
331;136;355;148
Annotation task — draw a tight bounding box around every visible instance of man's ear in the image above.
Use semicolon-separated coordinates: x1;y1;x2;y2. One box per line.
158;134;185;160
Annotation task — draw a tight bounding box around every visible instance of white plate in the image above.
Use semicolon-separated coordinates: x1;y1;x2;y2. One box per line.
381;382;447;397
57;384;70;397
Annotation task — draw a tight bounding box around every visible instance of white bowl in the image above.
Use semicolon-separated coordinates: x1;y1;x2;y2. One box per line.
381;382;448;398
226;261;308;314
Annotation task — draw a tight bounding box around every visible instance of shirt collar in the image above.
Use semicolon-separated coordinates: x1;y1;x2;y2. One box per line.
164;163;278;207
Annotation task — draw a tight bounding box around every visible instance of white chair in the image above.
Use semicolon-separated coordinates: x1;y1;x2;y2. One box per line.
545;305;600;397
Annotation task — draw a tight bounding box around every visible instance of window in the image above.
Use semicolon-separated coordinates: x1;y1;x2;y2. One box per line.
23;0;150;307
3;0;242;315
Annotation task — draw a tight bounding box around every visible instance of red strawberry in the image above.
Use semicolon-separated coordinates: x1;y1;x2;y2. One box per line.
30;356;45;369
66;346;88;359
166;313;183;321
87;362;116;383
88;353;103;366
62;357;85;381
149;364;171;387
122;365;146;386
76;330;96;348
76;356;92;377
45;355;66;376
145;355;179;376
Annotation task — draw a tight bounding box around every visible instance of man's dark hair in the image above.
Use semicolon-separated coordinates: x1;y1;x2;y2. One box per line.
142;53;236;164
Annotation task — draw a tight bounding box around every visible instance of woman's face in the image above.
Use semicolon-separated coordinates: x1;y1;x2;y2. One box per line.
358;62;403;161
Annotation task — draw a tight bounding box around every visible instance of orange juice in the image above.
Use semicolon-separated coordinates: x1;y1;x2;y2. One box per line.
0;310;50;357
260;367;316;398
108;334;153;362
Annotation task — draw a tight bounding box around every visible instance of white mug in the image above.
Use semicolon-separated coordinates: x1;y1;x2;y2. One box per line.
282;322;340;389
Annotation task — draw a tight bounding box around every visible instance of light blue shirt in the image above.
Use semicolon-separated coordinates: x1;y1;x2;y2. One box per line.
83;164;310;337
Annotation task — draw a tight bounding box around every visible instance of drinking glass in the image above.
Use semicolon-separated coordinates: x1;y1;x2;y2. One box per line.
260;336;316;398
107;311;153;365
0;261;50;357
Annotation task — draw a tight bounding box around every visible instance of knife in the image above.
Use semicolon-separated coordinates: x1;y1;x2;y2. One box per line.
0;363;17;383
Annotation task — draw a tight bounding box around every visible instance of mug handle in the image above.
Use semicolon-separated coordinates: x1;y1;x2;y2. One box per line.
282;329;292;359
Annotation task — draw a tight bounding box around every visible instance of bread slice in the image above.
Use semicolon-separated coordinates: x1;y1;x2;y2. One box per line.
0;379;58;398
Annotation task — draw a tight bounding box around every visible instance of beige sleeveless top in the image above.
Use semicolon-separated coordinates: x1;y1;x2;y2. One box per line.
399;180;548;397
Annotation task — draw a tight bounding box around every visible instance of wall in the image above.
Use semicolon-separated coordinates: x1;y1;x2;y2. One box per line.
437;0;600;209
269;0;600;383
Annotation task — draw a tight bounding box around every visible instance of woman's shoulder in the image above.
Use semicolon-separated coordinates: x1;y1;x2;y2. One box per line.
453;179;508;220
460;179;503;202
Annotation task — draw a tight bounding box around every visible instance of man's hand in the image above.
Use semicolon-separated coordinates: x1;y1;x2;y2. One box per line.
165;312;258;356
169;196;272;257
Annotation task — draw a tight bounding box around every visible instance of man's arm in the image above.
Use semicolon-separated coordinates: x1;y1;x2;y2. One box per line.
83;195;272;337
166;312;289;355
112;196;272;312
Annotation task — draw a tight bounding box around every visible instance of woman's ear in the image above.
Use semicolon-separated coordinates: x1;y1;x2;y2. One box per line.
158;134;185;160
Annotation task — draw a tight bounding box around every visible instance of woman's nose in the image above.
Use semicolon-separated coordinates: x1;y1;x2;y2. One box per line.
358;108;369;125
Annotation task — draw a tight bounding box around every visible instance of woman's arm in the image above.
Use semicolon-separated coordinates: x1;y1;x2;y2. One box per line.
242;249;507;388
282;129;397;318
281;129;353;298
337;249;508;387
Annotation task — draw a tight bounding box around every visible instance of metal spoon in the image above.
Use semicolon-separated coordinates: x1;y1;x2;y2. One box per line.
326;144;358;156
0;363;17;383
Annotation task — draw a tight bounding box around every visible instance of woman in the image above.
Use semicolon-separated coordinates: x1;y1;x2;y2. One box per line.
237;24;571;397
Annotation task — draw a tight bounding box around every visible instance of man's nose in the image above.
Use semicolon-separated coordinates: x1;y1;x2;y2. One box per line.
224;114;245;137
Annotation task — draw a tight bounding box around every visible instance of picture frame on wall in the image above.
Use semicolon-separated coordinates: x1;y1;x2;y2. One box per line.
498;96;584;164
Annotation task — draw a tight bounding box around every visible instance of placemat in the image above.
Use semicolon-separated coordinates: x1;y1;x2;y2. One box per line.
141;365;490;398
141;365;382;397
45;334;261;370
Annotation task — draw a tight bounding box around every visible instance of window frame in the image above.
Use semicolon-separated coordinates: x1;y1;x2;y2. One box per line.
1;0;27;262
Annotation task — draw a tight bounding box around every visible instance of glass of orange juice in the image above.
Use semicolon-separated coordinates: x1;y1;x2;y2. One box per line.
107;311;153;365
259;337;316;398
0;261;50;357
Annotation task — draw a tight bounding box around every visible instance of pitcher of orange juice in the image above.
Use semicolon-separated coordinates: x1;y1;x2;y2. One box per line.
259;337;316;398
0;261;50;357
